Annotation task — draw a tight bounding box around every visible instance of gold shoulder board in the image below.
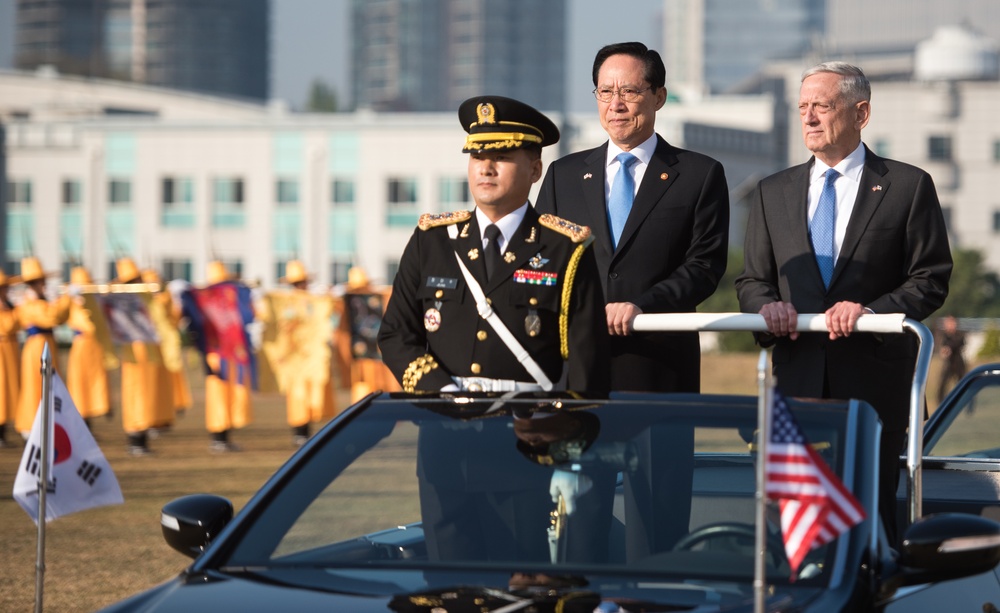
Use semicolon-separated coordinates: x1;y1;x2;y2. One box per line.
539;214;592;243
418;209;472;231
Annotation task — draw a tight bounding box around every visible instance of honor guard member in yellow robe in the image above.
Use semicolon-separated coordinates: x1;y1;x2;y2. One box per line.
378;96;610;394
377;96;610;563
142;267;191;428
334;266;400;402
0;270;22;447
116;257;170;456
14;257;71;437
203;260;253;452
282;260;337;446
66;266;111;427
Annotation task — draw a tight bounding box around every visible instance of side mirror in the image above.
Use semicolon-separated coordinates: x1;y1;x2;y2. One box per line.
161;494;234;559
899;513;1000;584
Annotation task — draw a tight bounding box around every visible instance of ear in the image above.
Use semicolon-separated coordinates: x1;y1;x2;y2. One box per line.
654;86;668;111
855;100;871;131
530;156;543;183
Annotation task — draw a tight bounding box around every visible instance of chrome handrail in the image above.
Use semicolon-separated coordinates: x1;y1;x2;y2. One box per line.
632;312;932;523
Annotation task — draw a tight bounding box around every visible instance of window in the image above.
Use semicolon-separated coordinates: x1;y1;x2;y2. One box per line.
62;179;82;206
162;177;194;206
162;177;195;227
388;178;418;203
213;177;244;204
993;210;1000;234
108;179;131;205
993;140;1000;162
332;178;355;205
438;177;469;205
872;138;890;158
330;259;354;285
162;258;192;282
928;136;952;161
7;180;32;205
276;179;300;205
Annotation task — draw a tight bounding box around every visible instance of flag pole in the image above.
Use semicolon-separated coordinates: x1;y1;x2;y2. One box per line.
35;342;53;613
753;349;771;613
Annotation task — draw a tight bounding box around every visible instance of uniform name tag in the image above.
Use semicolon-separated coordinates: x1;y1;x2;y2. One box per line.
426;276;458;289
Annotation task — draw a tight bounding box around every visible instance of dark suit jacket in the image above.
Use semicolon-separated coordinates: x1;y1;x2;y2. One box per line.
735;145;952;431
378;204;610;392
535;134;730;392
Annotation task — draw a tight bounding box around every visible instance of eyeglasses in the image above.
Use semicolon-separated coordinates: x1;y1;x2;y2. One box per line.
592;86;652;103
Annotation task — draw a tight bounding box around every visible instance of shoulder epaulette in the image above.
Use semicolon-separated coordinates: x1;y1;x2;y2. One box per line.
539;214;592;243
418;209;472;231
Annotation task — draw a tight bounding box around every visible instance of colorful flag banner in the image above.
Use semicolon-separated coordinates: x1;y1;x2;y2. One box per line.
96;292;159;345
182;281;257;389
765;390;865;574
12;372;124;524
259;290;333;394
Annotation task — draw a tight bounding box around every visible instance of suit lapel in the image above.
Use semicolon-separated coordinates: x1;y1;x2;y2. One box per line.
454;215;489;287
832;149;890;288
581;146;613;257
783;160;826;291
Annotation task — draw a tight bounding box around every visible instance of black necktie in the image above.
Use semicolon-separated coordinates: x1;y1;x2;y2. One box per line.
484;224;502;281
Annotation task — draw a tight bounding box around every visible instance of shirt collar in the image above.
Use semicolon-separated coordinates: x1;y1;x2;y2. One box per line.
811;141;866;183
476;203;529;247
607;133;657;168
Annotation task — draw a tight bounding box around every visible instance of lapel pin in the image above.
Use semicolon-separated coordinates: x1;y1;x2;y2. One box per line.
526;227;537;243
459;223;470;237
468;248;479;260
583;173;593;180
872;185;883;192
660;173;669;180
504;252;516;264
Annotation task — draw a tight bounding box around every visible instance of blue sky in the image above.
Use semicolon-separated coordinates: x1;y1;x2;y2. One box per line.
0;0;663;112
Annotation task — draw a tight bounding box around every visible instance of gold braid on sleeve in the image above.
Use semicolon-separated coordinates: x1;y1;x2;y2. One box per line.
559;243;588;360
402;354;439;392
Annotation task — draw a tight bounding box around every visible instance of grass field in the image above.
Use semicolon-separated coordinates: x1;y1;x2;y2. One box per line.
0;349;975;612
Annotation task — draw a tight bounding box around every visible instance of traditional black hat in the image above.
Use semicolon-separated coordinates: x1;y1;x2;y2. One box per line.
459;95;560;154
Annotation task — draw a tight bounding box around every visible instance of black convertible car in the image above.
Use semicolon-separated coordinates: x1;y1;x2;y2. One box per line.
100;316;1000;612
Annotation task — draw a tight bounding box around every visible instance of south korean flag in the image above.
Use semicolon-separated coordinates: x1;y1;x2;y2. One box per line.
12;372;124;524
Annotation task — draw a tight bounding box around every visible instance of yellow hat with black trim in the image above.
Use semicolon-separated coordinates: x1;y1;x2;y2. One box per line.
206;260;235;285
459;95;559;154
70;266;93;285
20;256;59;284
113;257;142;283
280;260;311;285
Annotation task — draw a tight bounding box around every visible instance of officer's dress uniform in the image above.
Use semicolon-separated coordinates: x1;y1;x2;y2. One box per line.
379;206;608;392
379;95;610;563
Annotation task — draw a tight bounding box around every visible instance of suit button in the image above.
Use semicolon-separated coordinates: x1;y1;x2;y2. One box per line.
609;272;619;280
435;289;444;299
471;363;482;374
477;330;488;341
529;297;538;306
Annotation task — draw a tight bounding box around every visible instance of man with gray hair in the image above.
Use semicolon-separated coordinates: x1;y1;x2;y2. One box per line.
736;61;952;543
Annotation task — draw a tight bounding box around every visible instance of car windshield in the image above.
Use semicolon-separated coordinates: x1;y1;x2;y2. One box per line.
223;394;855;591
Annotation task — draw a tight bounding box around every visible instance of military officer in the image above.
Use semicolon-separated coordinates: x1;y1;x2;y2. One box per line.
378;95;610;564
378;95;610;394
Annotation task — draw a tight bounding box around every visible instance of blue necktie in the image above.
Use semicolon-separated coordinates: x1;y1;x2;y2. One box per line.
810;169;840;288
608;152;639;248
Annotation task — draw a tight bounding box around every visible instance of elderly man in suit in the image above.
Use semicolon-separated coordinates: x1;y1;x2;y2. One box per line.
736;61;953;543
535;41;729;560
535;41;729;394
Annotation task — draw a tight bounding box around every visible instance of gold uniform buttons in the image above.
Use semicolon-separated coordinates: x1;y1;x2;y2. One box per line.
529;297;538;306
470;363;482;374
435;289;444;299
477;330;488;341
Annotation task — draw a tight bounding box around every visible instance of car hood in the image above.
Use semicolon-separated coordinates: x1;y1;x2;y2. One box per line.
97;566;824;612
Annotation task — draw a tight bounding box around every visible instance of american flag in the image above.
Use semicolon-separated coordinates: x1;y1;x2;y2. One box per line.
765;390;865;574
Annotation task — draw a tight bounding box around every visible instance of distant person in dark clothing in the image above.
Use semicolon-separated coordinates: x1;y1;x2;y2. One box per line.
936;315;967;404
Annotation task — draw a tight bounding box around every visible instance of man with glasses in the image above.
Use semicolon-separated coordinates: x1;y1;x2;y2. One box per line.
535;41;730;560
536;41;729;395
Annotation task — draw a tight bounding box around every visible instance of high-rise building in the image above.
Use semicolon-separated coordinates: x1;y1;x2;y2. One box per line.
663;0;825;96
350;0;566;112
826;0;1000;51
14;0;269;101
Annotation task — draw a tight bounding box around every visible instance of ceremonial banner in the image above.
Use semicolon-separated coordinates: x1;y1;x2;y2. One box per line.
259;291;333;394
97;292;159;345
182;281;257;389
12;372;124;524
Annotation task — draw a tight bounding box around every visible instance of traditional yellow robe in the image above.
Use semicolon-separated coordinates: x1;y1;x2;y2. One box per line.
66;299;110;419
15;295;70;434
0;305;20;427
205;353;253;433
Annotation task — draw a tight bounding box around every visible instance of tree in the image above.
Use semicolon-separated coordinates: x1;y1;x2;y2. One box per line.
305;79;338;113
938;248;1000;318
